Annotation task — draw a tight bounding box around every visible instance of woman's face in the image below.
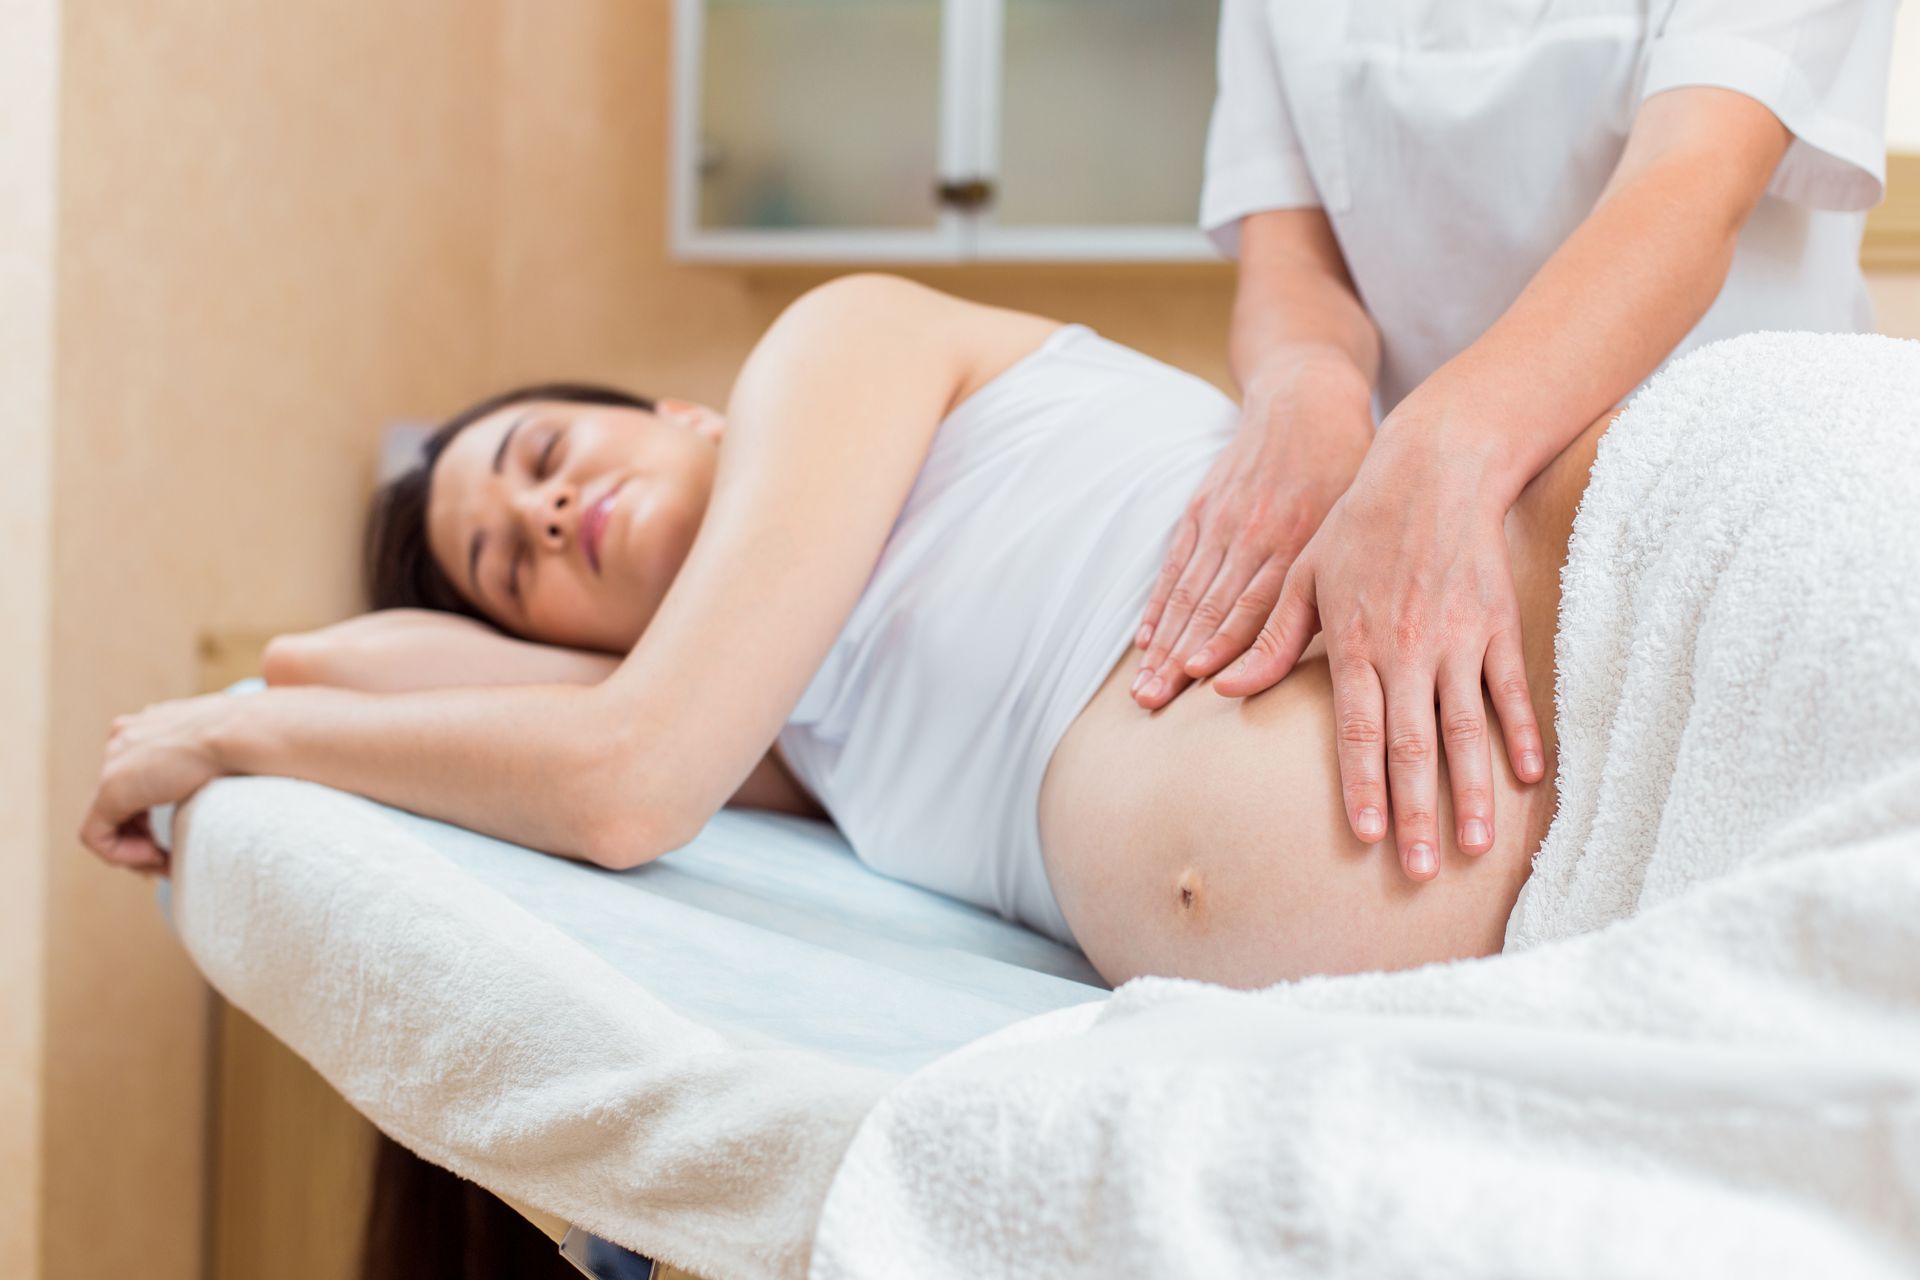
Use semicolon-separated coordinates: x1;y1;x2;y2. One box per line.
426;397;724;652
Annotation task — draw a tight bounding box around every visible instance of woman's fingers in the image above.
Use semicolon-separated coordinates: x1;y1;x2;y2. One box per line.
79;776;164;870
1383;675;1442;880
1438;656;1495;855
1485;623;1546;783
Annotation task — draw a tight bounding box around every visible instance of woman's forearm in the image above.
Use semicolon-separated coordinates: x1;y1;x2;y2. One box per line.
1396;88;1789;501
207;682;650;866
265;610;621;692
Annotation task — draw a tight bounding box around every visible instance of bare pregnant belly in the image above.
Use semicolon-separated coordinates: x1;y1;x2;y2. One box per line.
1037;641;1558;988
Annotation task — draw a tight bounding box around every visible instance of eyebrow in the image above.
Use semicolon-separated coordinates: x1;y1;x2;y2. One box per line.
466;410;536;599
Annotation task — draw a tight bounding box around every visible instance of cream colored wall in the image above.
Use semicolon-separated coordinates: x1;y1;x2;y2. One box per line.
1869;275;1920;338
38;2;501;1276
481;1;1233;415
1888;5;1920;153
1873;2;1919;338
1;4;60;1274
1880;4;1920;328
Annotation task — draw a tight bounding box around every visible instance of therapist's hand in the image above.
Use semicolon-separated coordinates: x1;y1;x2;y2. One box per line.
79;693;236;872
1212;417;1546;880
1132;353;1373;709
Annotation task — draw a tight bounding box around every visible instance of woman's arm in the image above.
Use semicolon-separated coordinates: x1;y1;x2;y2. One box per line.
260;610;820;817
262;610;621;691
82;275;998;870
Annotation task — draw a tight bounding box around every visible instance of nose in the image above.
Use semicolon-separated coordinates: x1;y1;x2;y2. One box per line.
514;482;577;552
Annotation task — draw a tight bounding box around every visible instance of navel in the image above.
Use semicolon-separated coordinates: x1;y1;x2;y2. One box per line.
1175;866;1205;914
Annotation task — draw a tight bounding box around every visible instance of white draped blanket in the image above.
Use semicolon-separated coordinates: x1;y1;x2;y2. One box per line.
813;333;1920;1280
168;792;1101;1279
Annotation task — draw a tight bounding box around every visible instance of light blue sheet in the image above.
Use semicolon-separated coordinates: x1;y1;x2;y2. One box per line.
370;804;1107;1073
161;682;1104;1074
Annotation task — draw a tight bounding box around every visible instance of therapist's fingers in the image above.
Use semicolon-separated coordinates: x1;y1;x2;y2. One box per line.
1437;655;1495;856
1328;647;1390;845
1137;512;1201;650
1184;557;1289;679
1212;558;1319;699
1485;623;1547;784
1383;675;1442;881
1136;546;1270;710
1141;546;1267;707
1134;538;1227;704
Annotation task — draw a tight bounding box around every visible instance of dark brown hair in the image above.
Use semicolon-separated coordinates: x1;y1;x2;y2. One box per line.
362;382;656;621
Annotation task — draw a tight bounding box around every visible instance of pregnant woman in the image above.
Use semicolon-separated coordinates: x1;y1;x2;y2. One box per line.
81;276;1613;988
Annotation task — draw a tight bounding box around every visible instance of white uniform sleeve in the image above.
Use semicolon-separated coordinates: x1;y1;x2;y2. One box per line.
1198;0;1322;258
1642;0;1898;211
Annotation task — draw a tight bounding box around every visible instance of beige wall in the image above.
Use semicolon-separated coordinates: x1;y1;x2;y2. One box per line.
1;3;60;1273
37;3;501;1276
481;2;1233;413
1870;274;1920;339
1890;4;1920;153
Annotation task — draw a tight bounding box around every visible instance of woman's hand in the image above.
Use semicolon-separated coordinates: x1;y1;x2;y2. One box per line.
1212;418;1546;880
79;694;239;872
1132;353;1373;709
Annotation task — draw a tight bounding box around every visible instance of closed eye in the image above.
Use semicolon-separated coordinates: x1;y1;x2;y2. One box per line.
535;429;561;478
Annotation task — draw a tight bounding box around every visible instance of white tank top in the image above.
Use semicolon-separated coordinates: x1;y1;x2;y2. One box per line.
777;326;1238;945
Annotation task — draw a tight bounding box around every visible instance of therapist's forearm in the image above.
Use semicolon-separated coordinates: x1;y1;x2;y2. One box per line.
207;682;652;865
1229;211;1382;406
1400;108;1785;501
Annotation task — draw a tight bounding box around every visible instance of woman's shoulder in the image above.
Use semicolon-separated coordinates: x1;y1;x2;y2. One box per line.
775;274;1065;411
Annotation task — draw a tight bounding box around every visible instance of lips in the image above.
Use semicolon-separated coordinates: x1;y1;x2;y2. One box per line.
579;480;626;574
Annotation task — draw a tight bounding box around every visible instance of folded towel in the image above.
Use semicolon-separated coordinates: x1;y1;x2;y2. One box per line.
173;781;890;1280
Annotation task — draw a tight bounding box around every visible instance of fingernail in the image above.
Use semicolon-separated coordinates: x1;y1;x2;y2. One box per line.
1187;645;1216;673
1135;624;1152;649
1521;751;1543;778
1143;676;1165;701
1408;843;1437;876
1129;670;1147;695
1356;806;1385;838
1461;818;1489;848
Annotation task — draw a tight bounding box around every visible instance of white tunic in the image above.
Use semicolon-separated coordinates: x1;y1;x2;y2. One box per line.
778;327;1239;946
1201;0;1898;412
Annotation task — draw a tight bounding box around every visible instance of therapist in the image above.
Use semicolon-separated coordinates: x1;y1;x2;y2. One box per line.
1132;0;1898;881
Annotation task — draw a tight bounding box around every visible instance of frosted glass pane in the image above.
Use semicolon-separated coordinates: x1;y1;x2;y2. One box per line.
998;0;1217;227
699;0;944;230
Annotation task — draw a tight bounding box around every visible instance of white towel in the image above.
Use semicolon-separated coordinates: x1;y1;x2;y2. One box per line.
812;333;1920;1280
172;780;891;1280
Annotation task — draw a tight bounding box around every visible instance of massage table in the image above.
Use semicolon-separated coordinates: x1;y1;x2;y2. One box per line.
160;705;1108;1279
